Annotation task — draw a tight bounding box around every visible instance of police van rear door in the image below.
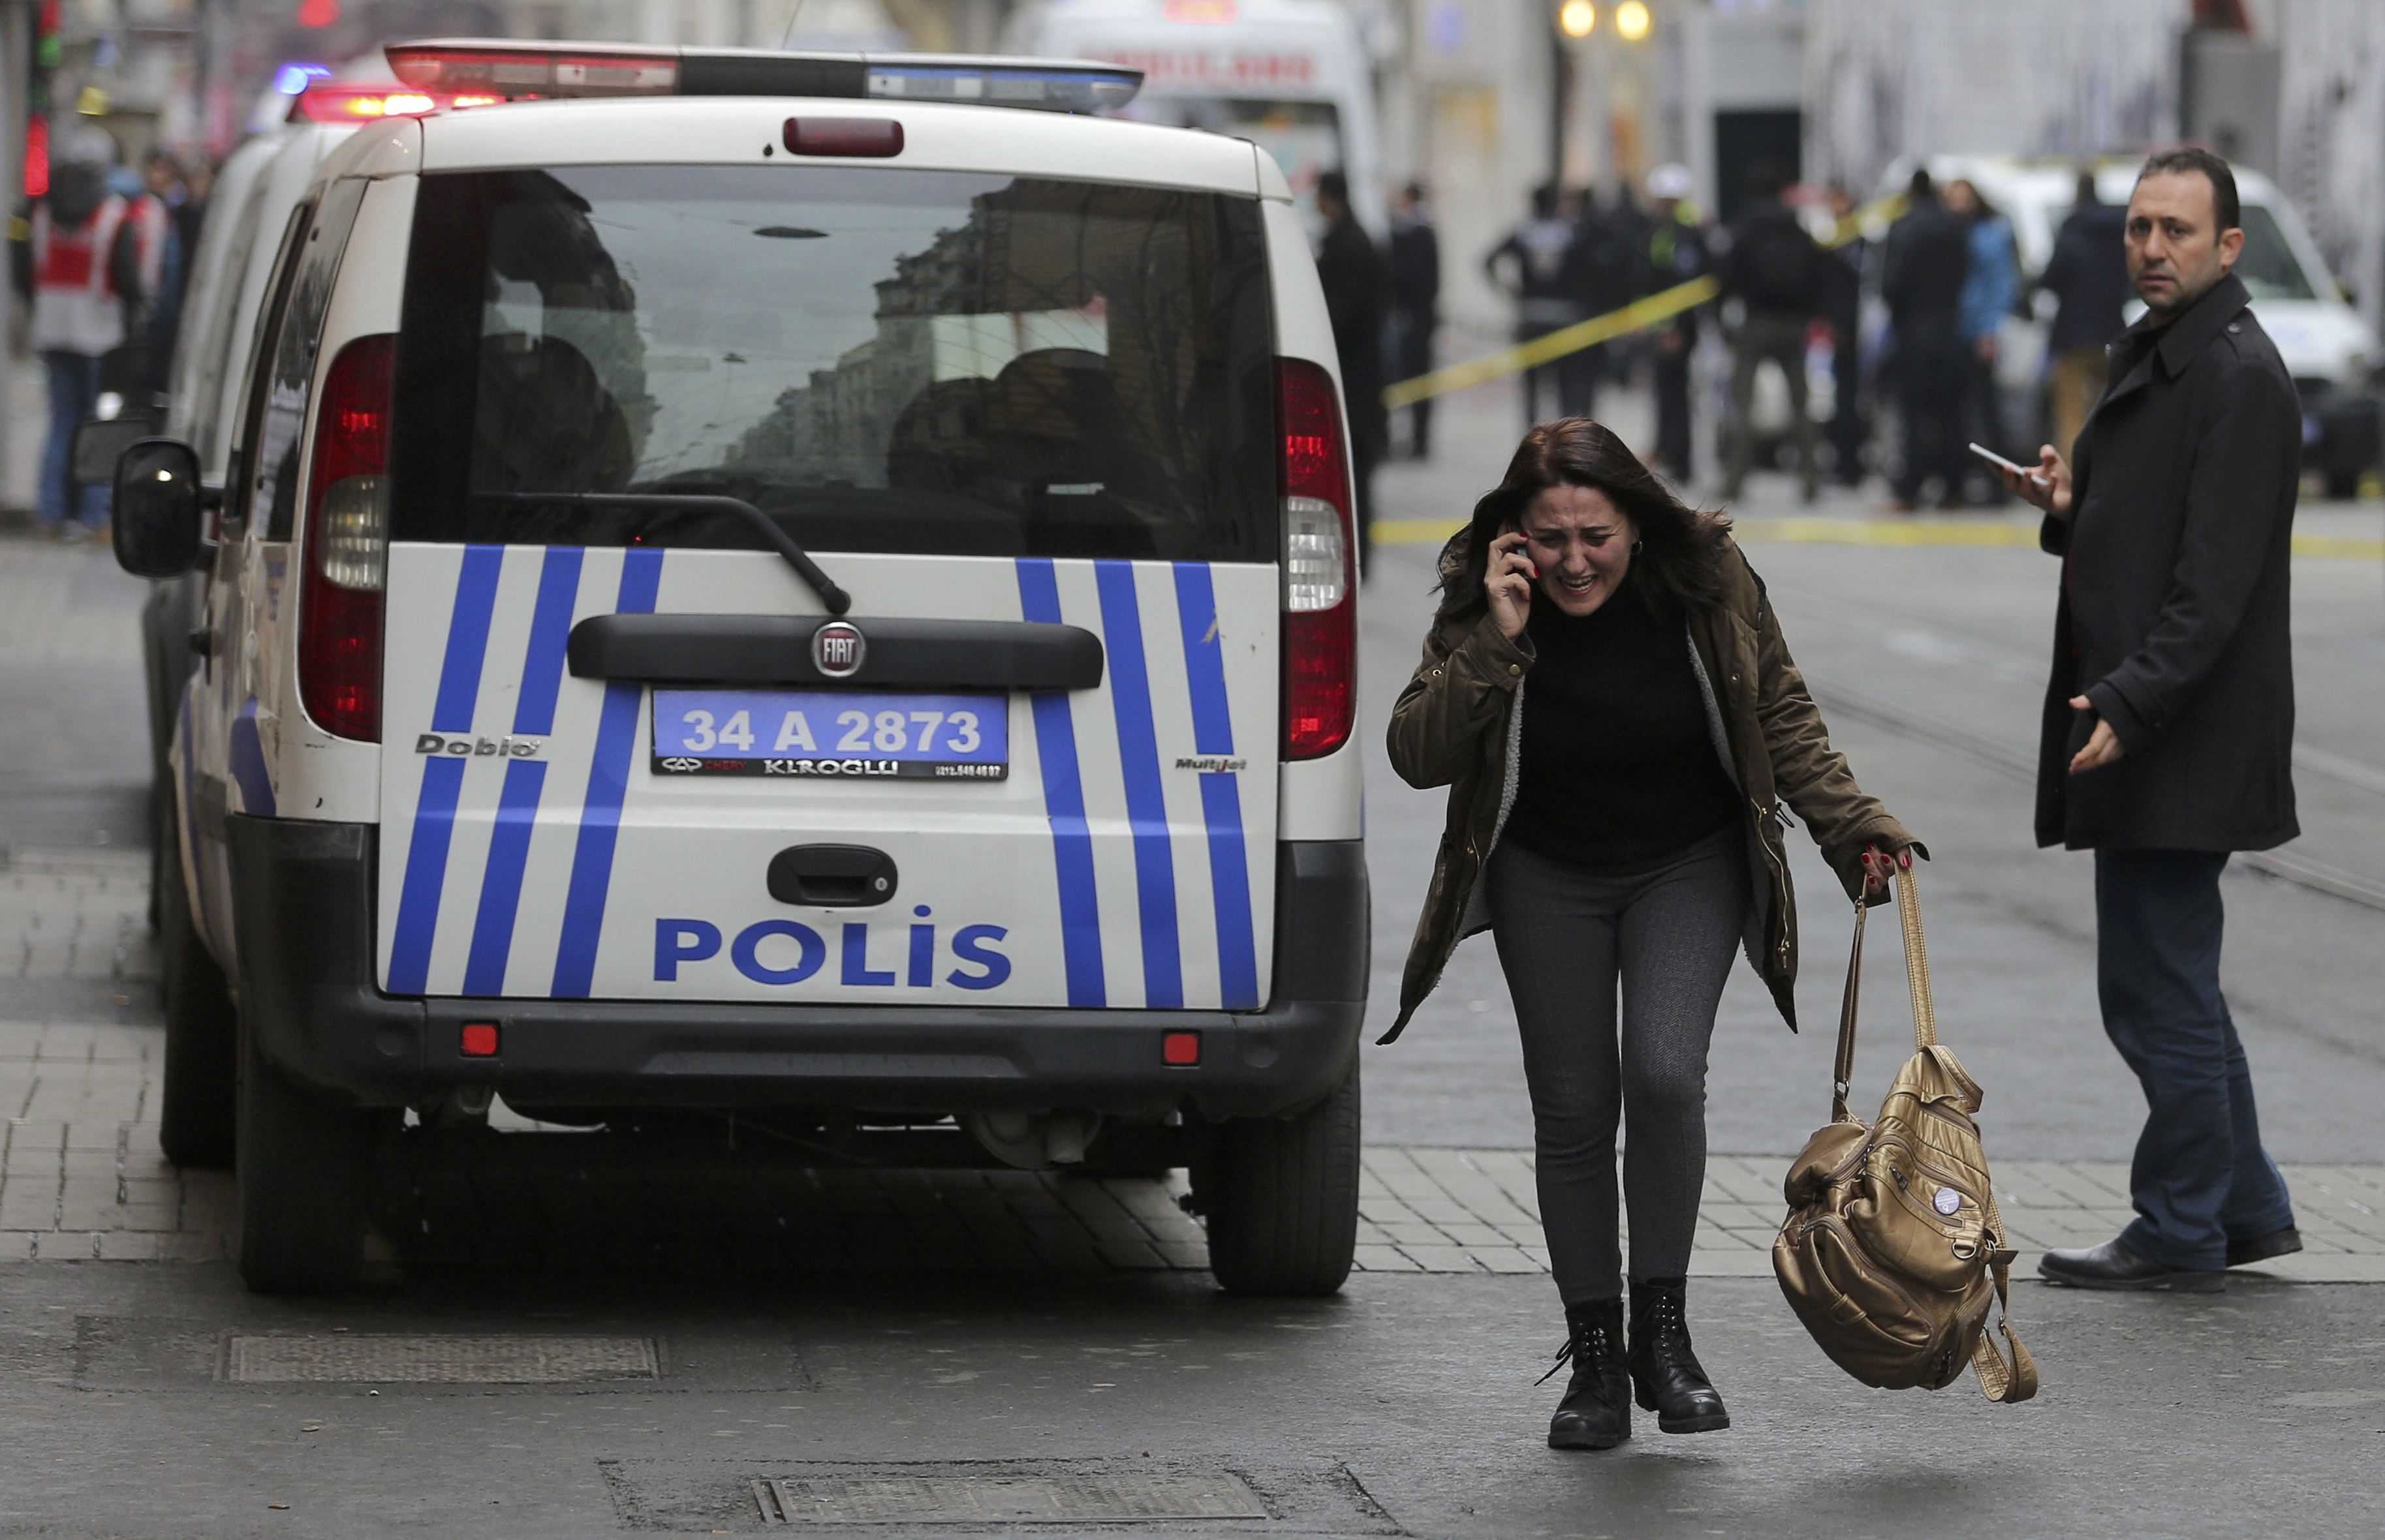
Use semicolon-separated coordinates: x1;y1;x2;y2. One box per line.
371;159;1289;1010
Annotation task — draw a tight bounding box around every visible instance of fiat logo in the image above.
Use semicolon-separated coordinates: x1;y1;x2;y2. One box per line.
811;621;866;679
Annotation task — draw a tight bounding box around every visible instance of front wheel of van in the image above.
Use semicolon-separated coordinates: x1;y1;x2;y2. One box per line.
234;1021;387;1294
1198;1064;1360;1298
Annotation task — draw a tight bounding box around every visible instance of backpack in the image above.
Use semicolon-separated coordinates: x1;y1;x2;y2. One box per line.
1771;868;2037;1402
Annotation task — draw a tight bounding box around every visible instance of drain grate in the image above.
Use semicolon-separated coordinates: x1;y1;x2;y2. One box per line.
222;1334;661;1384
754;1472;1270;1526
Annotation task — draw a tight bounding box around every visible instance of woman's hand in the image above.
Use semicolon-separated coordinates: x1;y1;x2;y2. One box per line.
1486;530;1536;640
1860;841;1912;898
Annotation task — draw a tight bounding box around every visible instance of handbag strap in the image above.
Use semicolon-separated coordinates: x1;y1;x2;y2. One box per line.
1894;861;1939;1049
1830;895;1867;1122
1969;1193;2040;1403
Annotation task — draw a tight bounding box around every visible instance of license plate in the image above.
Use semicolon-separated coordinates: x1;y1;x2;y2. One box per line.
650;689;1008;780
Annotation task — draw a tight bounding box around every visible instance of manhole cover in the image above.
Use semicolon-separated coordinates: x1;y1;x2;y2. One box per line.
222;1334;660;1384
754;1472;1270;1526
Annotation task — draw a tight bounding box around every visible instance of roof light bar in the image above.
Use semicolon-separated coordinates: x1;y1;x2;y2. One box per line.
288;82;494;123
386;39;1142;113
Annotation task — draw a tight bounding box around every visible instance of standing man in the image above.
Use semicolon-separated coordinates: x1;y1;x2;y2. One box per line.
1879;169;1970;510
2038;169;2130;463
1944;177;2019;502
1999;147;2301;1292
1717;162;1824;503
1388;181;1441;459
1642;163;1707;483
1820;185;1870;487
8;127;143;538
1484;185;1582;428
1314;170;1388;574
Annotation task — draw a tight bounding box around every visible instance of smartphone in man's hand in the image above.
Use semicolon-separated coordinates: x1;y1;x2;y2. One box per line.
1968;442;2046;486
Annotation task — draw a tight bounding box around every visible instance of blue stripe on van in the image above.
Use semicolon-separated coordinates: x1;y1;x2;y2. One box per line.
460;547;585;996
1172;562;1258;1009
1016;558;1106;1008
550;546;664;999
1095;561;1182;1009
386;544;505;995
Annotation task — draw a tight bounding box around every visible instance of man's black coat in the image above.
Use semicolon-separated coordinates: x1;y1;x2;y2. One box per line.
2037;271;2300;852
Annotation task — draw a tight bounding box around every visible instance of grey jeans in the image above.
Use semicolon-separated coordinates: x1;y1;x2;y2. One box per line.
1484;829;1747;1304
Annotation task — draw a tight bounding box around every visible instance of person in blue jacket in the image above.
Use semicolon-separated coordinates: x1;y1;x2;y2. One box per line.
1945;177;2018;502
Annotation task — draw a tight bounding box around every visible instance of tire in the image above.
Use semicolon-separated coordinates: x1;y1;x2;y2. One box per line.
155;802;238;1169
1198;1063;1361;1297
234;1016;385;1294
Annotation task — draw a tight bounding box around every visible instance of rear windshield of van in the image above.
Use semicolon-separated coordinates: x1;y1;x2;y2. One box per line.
390;164;1276;561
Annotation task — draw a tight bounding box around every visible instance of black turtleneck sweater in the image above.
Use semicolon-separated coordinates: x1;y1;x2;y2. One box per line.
1506;581;1741;869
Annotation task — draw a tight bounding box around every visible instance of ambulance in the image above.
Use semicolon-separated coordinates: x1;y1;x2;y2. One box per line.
1005;0;1388;236
110;40;1367;1296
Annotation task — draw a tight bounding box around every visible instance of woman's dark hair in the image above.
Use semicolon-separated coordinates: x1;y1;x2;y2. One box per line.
1433;417;1732;624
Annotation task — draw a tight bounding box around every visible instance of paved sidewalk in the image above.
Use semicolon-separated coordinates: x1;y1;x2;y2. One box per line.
6;1008;2381;1280
11;842;2379;1280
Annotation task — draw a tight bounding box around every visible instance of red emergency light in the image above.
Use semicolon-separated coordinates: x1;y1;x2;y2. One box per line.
288;83;501;123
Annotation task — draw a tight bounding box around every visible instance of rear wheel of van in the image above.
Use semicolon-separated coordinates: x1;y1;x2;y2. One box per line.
234;1020;386;1294
1198;1064;1360;1298
155;803;237;1169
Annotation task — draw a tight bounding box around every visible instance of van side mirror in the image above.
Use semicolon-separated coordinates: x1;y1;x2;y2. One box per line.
112;439;211;579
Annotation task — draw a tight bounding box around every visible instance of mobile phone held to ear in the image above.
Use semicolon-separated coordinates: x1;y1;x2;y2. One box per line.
1969;442;2046;485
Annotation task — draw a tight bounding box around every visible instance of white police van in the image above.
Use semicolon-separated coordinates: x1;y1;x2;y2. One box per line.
111;40;1367;1296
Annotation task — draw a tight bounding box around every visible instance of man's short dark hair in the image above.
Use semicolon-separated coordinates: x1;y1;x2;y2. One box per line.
2136;146;2239;232
1906;167;1935;202
1317;169;1349;208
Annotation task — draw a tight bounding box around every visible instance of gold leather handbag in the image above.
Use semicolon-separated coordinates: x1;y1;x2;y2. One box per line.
1771;867;2037;1402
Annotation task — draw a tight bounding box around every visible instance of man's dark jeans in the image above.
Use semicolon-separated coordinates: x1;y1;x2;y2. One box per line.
2095;848;2296;1269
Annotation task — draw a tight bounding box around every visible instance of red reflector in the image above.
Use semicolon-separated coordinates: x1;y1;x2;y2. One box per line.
460;1023;499;1057
784;117;904;157
1162;1031;1201;1066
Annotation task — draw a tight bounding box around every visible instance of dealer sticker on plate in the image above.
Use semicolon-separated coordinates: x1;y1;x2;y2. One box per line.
650;689;1007;780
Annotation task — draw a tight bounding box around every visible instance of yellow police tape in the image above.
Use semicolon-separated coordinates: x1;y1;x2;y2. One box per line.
1380;275;1719;411
1382;197;1905;411
1371;513;2385;560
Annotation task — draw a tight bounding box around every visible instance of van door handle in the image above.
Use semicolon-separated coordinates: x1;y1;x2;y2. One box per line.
768;845;898;908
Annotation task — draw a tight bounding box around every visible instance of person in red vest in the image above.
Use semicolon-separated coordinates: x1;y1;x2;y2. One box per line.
8;127;146;536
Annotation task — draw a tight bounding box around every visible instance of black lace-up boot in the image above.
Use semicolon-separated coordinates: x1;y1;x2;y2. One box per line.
1540;1299;1630;1450
1627;1278;1730;1434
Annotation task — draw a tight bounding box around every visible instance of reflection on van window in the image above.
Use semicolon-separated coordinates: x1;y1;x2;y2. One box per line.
390;165;1275;562
2232;206;2317;303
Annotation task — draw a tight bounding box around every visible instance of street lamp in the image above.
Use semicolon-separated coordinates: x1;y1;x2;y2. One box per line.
1615;1;1651;42
1557;1;1597;40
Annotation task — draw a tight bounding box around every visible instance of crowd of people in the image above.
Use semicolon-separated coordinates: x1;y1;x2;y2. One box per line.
1313;158;2134;521
8;127;211;539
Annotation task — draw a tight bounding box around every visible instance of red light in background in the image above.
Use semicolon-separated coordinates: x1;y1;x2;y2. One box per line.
460;1023;499;1058
296;0;339;26
1162;1031;1201;1067
22;115;48;200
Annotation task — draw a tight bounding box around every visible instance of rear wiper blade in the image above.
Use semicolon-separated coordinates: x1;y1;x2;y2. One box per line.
482;491;851;617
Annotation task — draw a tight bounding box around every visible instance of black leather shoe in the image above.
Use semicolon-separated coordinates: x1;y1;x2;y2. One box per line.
1627;1280;1730;1434
2038;1237;2225;1292
1542;1300;1630;1451
2226;1226;2303;1268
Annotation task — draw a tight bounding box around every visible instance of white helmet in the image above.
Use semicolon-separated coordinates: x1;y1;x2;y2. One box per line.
1644;163;1694;202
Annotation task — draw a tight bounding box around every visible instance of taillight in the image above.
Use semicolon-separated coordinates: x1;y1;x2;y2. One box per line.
298;333;395;743
1277;357;1356;760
